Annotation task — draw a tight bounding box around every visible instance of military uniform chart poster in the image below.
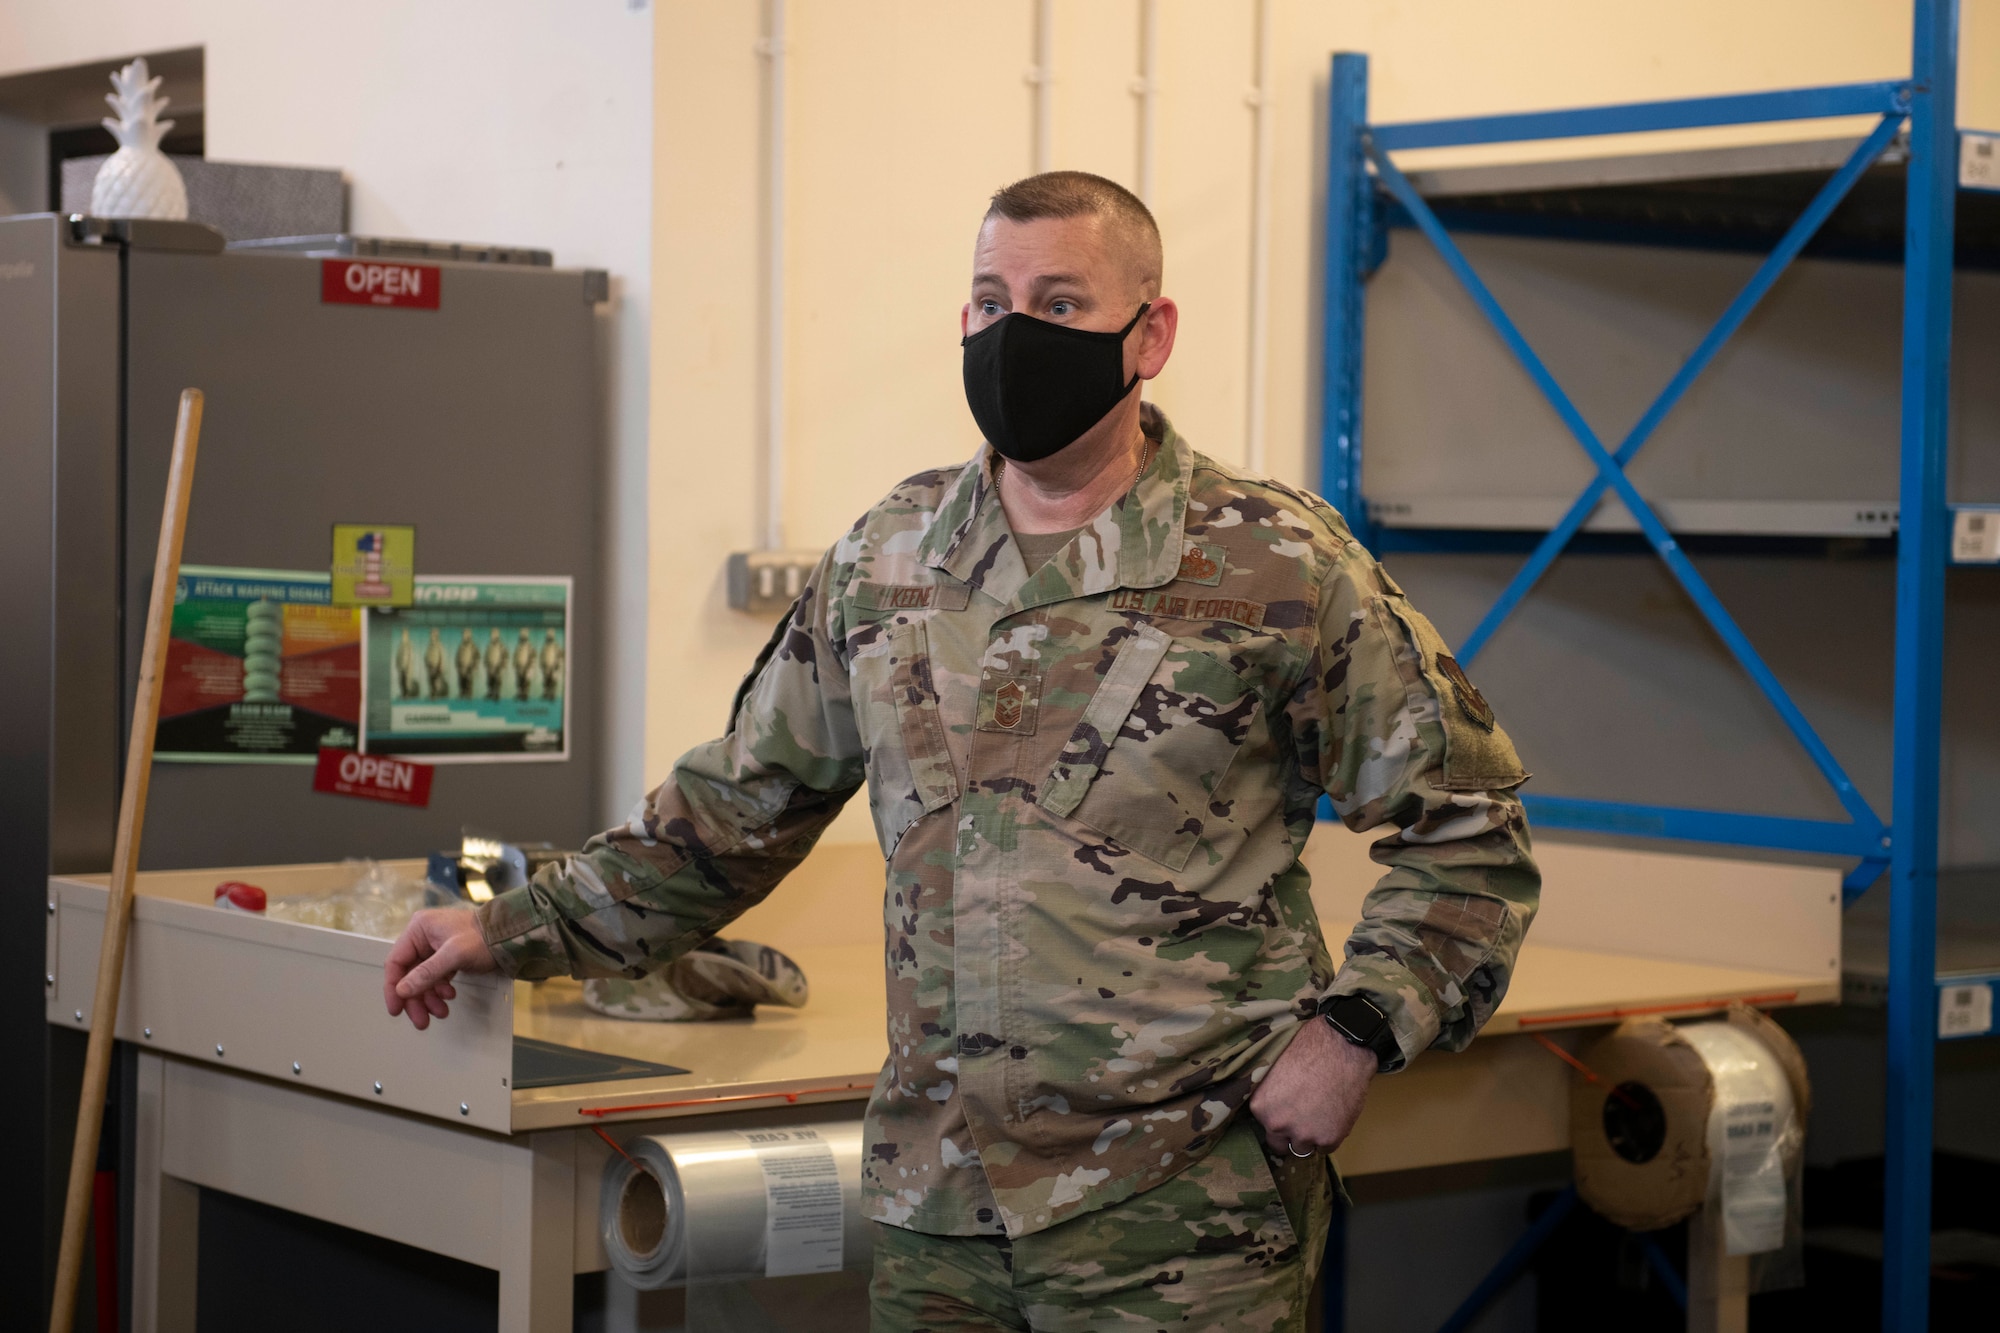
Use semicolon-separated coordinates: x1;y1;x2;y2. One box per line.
361;576;570;761
156;566;363;763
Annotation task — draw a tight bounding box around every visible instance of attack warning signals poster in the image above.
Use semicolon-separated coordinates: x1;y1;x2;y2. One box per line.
156;566;363;762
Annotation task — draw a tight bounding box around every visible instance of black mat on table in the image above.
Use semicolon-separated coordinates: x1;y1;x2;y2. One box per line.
511;1036;688;1090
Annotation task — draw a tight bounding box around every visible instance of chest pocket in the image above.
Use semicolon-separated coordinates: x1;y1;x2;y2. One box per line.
1040;623;1262;870
889;620;958;812
861;618;959;857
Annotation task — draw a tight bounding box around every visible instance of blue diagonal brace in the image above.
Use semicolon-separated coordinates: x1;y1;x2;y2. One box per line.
1368;142;1885;838
1843;857;1891;901
1637;1235;1688;1311
1456;114;1906;667
1436;1186;1576;1333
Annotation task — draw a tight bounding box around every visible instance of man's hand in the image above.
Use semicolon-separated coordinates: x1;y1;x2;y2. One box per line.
1249;1015;1378;1156
384;908;499;1031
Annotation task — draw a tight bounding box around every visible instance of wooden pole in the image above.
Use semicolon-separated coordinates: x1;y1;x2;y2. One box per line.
48;389;203;1333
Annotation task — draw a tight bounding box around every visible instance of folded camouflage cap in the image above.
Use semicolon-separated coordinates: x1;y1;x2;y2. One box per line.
581;938;810;1022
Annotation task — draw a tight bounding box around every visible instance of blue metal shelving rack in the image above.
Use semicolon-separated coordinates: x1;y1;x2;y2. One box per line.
1320;3;1960;1328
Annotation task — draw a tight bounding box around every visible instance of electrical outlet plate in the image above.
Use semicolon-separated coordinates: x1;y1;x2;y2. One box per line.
727;550;821;614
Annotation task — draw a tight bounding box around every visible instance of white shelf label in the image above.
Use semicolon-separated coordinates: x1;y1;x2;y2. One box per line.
1952;509;2000;563
1939;982;1994;1039
740;1128;846;1278
1963;132;2000;193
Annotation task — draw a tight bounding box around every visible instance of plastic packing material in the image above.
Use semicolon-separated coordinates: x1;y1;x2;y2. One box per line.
1676;1021;1795;1256
600;1120;869;1290
265;858;437;939
1570;1004;1810;1258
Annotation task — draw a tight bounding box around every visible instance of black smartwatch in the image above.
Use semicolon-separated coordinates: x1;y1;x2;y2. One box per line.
1316;992;1398;1069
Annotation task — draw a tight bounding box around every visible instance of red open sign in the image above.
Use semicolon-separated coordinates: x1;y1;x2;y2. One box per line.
313;748;435;807
321;259;442;310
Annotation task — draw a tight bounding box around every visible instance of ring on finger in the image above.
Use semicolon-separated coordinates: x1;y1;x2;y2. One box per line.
1288;1142;1314;1158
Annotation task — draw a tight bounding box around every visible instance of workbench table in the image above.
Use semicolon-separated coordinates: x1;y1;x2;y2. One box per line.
49;833;1839;1332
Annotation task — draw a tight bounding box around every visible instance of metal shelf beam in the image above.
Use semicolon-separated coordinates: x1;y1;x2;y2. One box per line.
1373;81;1908;152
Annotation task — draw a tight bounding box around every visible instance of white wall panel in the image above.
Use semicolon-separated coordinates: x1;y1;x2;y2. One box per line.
1147;3;1256;467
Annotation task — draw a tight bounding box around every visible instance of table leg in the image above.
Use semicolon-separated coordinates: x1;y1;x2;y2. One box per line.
1686;1201;1749;1333
498;1130;577;1333
604;1273;685;1331
130;1052;198;1333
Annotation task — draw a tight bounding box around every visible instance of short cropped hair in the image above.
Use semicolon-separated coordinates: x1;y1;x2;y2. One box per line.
984;171;1163;295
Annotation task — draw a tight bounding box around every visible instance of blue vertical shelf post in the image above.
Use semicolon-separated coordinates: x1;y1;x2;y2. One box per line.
1323;53;1374;553
1887;1;1956;1327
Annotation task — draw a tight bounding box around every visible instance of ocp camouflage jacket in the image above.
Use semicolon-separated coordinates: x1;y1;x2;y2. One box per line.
477;405;1539;1239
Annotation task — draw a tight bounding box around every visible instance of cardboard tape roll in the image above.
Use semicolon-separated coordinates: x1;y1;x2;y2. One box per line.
601;1120;869;1289
1571;1005;1810;1249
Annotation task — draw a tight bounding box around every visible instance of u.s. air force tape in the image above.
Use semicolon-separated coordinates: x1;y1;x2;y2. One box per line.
600;1120;869;1288
1569;1004;1808;1252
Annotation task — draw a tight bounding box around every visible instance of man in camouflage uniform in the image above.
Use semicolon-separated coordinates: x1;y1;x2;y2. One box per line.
388;171;1538;1330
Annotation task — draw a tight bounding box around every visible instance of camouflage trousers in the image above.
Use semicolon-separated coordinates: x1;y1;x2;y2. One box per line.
869;1117;1334;1332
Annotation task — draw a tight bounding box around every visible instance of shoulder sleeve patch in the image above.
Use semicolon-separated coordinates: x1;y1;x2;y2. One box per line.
1378;599;1528;793
1434;654;1494;731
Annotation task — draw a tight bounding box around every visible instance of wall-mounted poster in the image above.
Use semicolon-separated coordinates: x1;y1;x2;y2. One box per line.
156;566;363;762
361;576;570;761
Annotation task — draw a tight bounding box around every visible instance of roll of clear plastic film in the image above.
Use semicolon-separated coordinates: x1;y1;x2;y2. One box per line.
1570;1005;1810;1255
601;1121;870;1289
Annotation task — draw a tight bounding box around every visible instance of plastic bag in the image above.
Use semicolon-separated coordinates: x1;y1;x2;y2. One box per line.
266;859;432;940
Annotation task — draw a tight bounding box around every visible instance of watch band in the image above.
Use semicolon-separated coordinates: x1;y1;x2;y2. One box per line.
1317;992;1397;1066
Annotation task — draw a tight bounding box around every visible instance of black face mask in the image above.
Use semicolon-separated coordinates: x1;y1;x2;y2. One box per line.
961;303;1150;462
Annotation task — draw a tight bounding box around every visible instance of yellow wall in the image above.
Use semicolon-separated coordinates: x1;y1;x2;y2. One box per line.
649;1;1998;844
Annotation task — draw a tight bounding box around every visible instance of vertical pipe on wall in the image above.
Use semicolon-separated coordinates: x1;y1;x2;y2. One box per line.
1133;0;1160;204
1243;0;1275;472
757;0;789;551
1029;0;1055;173
1884;1;1957;1328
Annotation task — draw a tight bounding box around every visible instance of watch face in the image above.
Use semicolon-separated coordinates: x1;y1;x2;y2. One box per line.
1324;995;1388;1046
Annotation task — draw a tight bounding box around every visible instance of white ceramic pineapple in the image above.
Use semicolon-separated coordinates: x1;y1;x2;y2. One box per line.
90;58;188;220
